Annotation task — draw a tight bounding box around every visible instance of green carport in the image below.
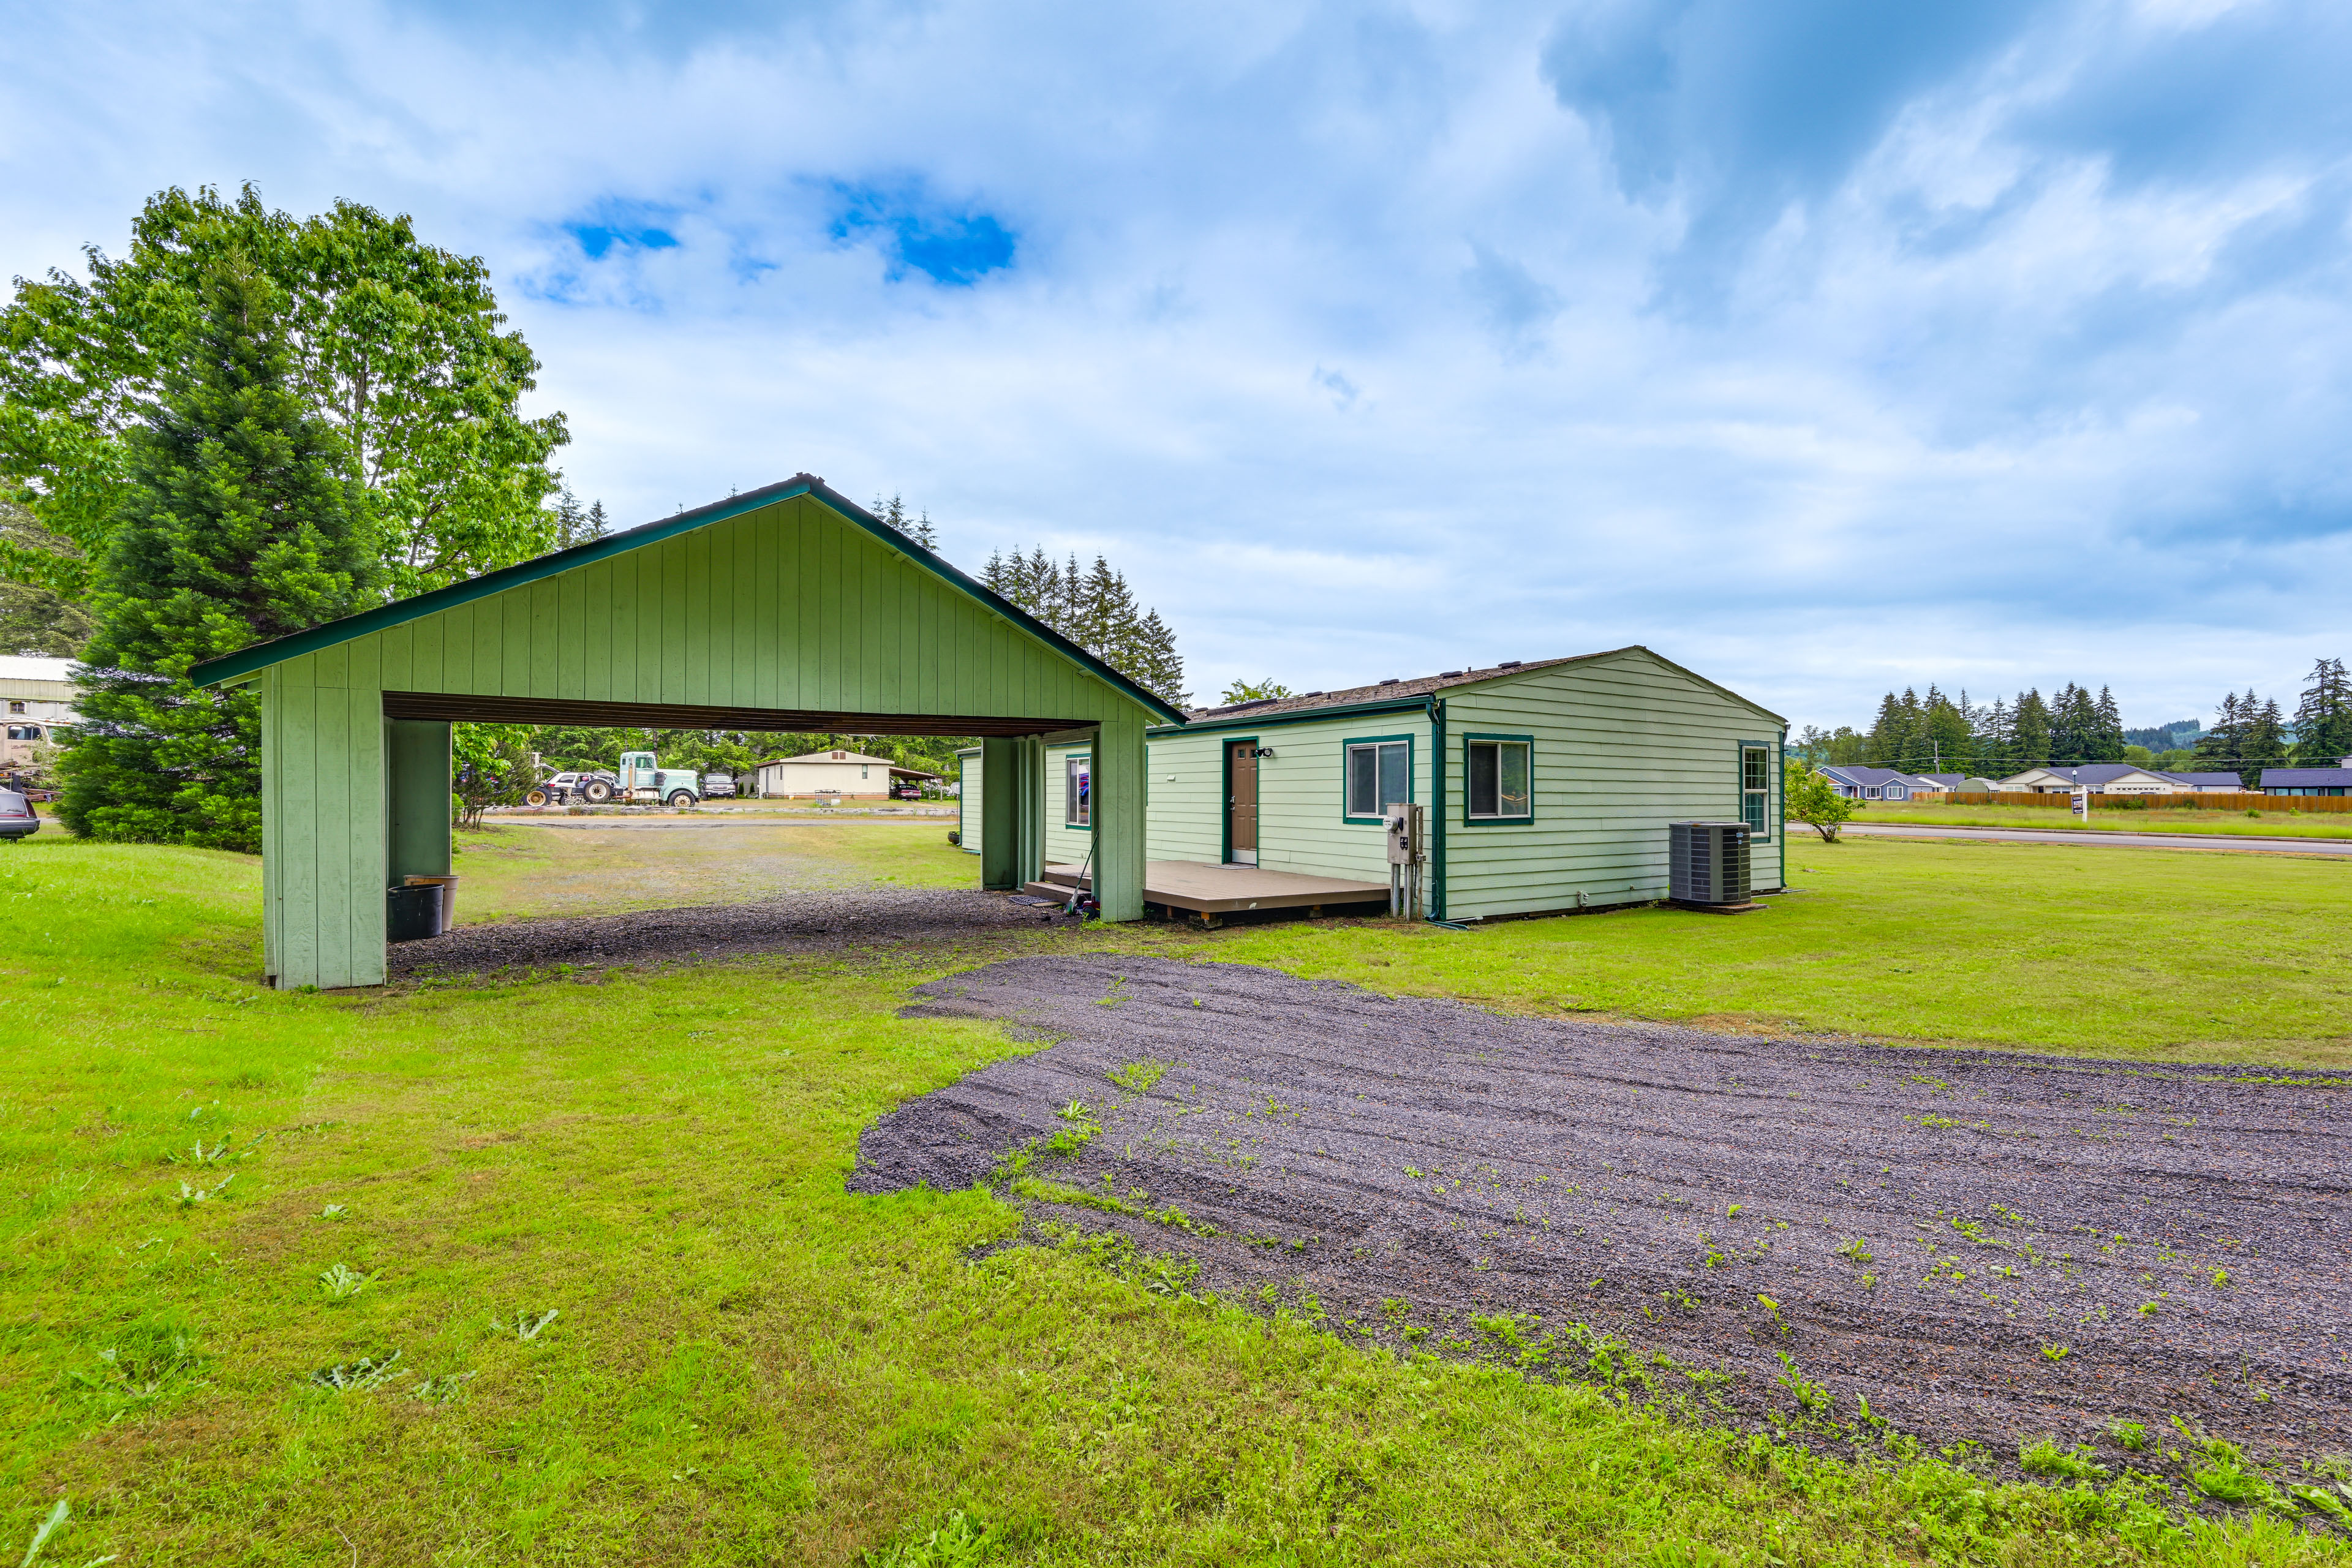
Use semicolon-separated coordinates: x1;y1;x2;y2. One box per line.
189;475;1185;990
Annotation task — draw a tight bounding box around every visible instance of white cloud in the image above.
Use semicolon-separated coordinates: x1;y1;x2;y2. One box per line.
2;0;2348;726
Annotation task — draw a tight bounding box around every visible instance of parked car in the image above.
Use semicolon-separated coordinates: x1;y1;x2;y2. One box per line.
0;787;39;842
701;772;738;799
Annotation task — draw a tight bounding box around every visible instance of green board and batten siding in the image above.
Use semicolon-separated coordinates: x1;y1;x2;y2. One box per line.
220;487;1173;988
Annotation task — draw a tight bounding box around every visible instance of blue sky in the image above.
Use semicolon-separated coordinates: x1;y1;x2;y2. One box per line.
5;0;2349;729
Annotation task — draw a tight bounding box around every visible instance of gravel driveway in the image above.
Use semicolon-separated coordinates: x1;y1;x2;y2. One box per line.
385;887;1077;976
858;954;2352;1466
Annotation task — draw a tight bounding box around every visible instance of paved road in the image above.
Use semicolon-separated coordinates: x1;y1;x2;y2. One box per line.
1843;821;2352;856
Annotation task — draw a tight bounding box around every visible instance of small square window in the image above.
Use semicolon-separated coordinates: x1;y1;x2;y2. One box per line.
1466;739;1531;820
1065;756;1091;827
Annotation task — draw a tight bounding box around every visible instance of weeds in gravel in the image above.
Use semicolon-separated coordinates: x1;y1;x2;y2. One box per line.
1104;1060;1166;1094
2021;1438;2111;1482
1834;1237;1873;1264
1774;1351;1831;1414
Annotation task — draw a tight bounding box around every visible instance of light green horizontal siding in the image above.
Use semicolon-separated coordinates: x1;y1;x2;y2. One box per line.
1146;716;1433;880
956;748;981;854
1439;649;1783;919
1044;742;1093;867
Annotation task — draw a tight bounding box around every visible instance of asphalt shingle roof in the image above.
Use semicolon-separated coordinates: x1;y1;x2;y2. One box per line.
1181;652;1599;723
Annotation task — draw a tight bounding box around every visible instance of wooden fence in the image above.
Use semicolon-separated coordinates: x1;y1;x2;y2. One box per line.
1883;791;2352;813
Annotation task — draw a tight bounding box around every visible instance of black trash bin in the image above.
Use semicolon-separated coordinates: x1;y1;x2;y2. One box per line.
386;883;442;943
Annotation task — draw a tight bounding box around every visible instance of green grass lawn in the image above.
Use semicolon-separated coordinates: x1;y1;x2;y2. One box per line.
1856;802;2352;839
4;834;2349;1565
1226;837;2352;1067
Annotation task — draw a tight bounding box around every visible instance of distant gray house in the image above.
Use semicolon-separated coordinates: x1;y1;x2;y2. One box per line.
2263;762;2352;797
1819;766;1945;801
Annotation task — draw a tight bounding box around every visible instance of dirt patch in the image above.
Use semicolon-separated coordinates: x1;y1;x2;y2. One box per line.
858;954;2352;1467
386;888;1081;976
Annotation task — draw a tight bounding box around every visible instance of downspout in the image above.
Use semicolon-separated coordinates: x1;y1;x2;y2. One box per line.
1429;696;1448;921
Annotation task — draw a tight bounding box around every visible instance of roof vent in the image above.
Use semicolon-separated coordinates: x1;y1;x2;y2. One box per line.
1379;678;1399;685
1439;670;1464;678
1497;660;1521;668
1303;691;1323;697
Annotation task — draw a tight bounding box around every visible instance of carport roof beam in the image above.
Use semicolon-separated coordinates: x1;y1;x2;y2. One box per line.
379;690;1085;737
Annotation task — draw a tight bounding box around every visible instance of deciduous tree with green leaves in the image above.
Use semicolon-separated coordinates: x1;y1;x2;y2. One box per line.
57;252;377;849
1;183;567;601
1785;758;1858;842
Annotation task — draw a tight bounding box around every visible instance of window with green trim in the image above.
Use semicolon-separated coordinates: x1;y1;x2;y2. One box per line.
1741;744;1770;837
1065;755;1091;827
1345;740;1409;819
1466;739;1531;820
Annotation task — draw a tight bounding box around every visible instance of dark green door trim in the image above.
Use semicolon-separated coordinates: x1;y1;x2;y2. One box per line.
1218;735;1259;865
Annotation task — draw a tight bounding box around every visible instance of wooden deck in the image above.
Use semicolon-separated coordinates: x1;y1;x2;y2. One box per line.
1029;859;1391;920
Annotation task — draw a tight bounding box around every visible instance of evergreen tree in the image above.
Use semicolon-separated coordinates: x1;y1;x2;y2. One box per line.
2292;657;2352;766
1977;697;2013;776
550;486;609;549
1864;691;1911;767
2241;696;2289;788
2010;690;2052;769
2193;692;2247;774
1128;609;1188;705
2091;686;2125;763
1921;686;1972;773
868;492;936;550
58;252;375;848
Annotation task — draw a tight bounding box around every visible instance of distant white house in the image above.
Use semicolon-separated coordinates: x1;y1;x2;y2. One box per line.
1998;764;2242;794
0;655;78;769
751;747;939;800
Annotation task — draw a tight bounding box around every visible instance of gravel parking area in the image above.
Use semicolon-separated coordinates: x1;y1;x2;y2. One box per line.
858;954;2352;1465
385;888;1078;976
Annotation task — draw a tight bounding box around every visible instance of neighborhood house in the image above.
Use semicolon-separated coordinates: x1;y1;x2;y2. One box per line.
962;645;1787;921
0;655;78;769
752;748;938;800
1998;764;2244;794
2263;761;2352;797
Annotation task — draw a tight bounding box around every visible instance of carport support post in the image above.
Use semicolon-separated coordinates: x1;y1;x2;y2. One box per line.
1091;717;1145;921
1011;736;1046;887
385;719;453;886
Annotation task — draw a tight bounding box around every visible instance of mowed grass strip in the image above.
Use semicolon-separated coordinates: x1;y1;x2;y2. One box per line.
2;839;2348;1564
1216;837;2352;1066
1857;802;2352;840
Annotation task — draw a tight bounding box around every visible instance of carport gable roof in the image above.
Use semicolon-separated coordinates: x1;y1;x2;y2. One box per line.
186;475;1186;726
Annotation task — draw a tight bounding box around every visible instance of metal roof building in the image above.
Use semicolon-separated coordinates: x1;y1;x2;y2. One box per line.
191;476;1182;989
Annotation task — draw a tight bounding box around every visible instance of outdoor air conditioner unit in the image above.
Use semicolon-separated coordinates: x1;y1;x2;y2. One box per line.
1668;821;1751;907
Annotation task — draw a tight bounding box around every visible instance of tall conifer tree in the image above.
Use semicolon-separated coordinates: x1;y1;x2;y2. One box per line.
2011;690;2052;769
2293;657;2352;766
58;253;375;848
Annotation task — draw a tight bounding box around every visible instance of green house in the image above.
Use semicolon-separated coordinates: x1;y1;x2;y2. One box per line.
965;646;1787;921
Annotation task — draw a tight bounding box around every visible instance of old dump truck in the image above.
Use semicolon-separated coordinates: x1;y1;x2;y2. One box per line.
613;750;701;807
